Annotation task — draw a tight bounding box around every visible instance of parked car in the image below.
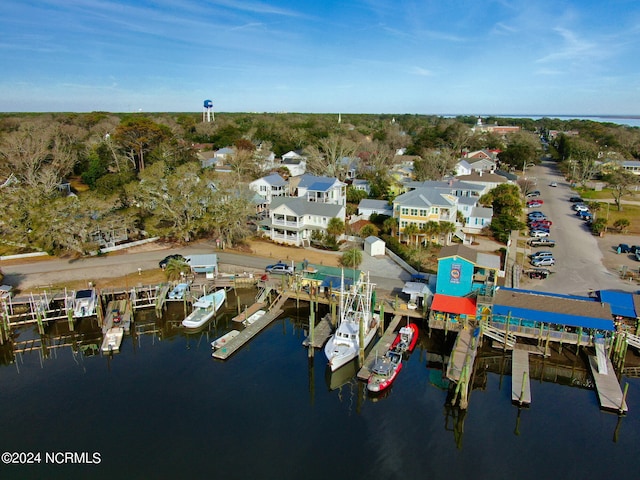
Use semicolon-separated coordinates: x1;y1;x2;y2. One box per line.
636;251;640;262
528;211;546;219
526;191;541;198
549;182;558;187
531;257;555;267
159;254;188;269
265;262;294;275
530;220;552;229
527;200;544;208
573;204;589;212
530;230;550;238
528;268;550;279
617;244;631;254
529;238;556;247
576;210;592;221
530;251;554;260
569;196;583;203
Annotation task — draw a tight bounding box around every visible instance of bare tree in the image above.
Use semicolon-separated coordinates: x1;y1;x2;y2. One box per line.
305;134;359;179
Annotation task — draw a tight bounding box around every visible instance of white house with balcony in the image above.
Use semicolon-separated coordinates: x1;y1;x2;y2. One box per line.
249;173;288;214
295;174;346;205
261;196;345;247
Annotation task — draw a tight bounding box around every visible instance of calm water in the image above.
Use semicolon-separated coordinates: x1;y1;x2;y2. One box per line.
1;291;639;480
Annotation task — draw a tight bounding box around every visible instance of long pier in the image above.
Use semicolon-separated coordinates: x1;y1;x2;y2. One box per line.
511;348;532;405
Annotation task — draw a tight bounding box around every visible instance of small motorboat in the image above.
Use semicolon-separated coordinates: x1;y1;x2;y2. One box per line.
367;350;403;393
73;288;97;318
101;327;124;353
168;283;189;300
390;323;419;353
242;309;266;326
211;330;240;350
182;289;226;329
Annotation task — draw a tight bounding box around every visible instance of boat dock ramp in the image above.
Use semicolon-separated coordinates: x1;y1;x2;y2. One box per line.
101;299;133;334
588;354;628;412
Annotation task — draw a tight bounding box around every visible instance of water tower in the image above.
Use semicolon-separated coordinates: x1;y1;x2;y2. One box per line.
203;99;214;122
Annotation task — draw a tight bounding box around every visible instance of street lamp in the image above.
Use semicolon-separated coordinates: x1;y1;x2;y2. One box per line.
522;162;536;178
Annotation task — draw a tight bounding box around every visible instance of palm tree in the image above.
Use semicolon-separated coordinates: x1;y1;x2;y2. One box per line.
382;216;398;237
341;248;363;268
403;223;419;246
164;258;191;282
421;221;440;247
438;221;456;246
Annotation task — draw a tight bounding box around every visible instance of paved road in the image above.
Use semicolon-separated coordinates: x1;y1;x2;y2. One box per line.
2;242;409;294
520;160;634;295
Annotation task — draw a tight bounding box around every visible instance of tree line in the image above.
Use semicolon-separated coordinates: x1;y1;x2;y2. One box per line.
0;112;638;256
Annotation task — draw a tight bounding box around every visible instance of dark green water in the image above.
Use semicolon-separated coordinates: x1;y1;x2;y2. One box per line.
1;293;639;480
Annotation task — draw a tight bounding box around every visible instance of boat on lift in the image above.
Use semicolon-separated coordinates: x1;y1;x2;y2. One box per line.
367;350;403;393
73;289;97;318
182;289;226;329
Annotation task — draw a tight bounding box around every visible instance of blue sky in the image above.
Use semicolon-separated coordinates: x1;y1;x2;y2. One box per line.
1;0;639;115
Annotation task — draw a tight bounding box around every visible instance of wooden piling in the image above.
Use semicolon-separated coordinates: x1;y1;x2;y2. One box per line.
309;301;315;358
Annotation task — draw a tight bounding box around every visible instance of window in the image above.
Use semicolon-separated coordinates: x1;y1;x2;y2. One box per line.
401;207;409;215
410;208;418;216
400;221;407;227
419;209;427;217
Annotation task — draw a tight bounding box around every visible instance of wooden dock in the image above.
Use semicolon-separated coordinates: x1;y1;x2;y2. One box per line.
212;294;287;360
511;348;532;405
232;302;266;323
302;313;334;348
102;299;132;334
357;314;403;380
446;328;478;382
588;355;628;412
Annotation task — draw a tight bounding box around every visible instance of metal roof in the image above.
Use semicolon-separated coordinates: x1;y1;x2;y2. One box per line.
598;290;638;318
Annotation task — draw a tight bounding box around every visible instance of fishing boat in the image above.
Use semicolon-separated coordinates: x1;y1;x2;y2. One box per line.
391;322;419;353
367;350;403;393
242;309;266;326
324;273;380;372
101;326;124;353
211;330;240;350
168;283;189;300
73;288;97;318
182;289;226;329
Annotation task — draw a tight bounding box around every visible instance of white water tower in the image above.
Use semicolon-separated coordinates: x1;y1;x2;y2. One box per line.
203;99;214;122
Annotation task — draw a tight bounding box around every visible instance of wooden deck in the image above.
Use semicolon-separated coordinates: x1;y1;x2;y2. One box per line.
446;328;479;382
588;355;628;412
511;348;531;405
302;314;334;348
232;302;266;323
212;294;287;360
357;314;403;380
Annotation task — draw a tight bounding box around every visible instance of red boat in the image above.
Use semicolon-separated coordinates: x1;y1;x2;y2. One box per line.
367;350;403;393
367;323;419;394
390;323;419;353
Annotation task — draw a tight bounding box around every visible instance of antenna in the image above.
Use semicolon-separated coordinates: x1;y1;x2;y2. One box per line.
203;99;214;122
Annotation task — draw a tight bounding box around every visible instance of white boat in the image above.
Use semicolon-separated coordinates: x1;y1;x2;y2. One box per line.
73;289;97;318
182;289;226;329
101;326;124;353
168;283;189;300
211;330;240;350
324;273;380;372
242;309;266;326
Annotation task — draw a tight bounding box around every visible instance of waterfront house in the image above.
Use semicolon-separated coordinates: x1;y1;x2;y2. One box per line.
260;196;345;247
249;173;288;214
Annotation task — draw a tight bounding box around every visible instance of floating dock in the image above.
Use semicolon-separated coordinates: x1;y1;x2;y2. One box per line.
588;355;628;412
511;348;531;405
212;294;287;360
357;314;403;380
232;302;266;323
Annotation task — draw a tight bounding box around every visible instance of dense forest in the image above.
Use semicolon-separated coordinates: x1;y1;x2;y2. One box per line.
0;111;638;256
